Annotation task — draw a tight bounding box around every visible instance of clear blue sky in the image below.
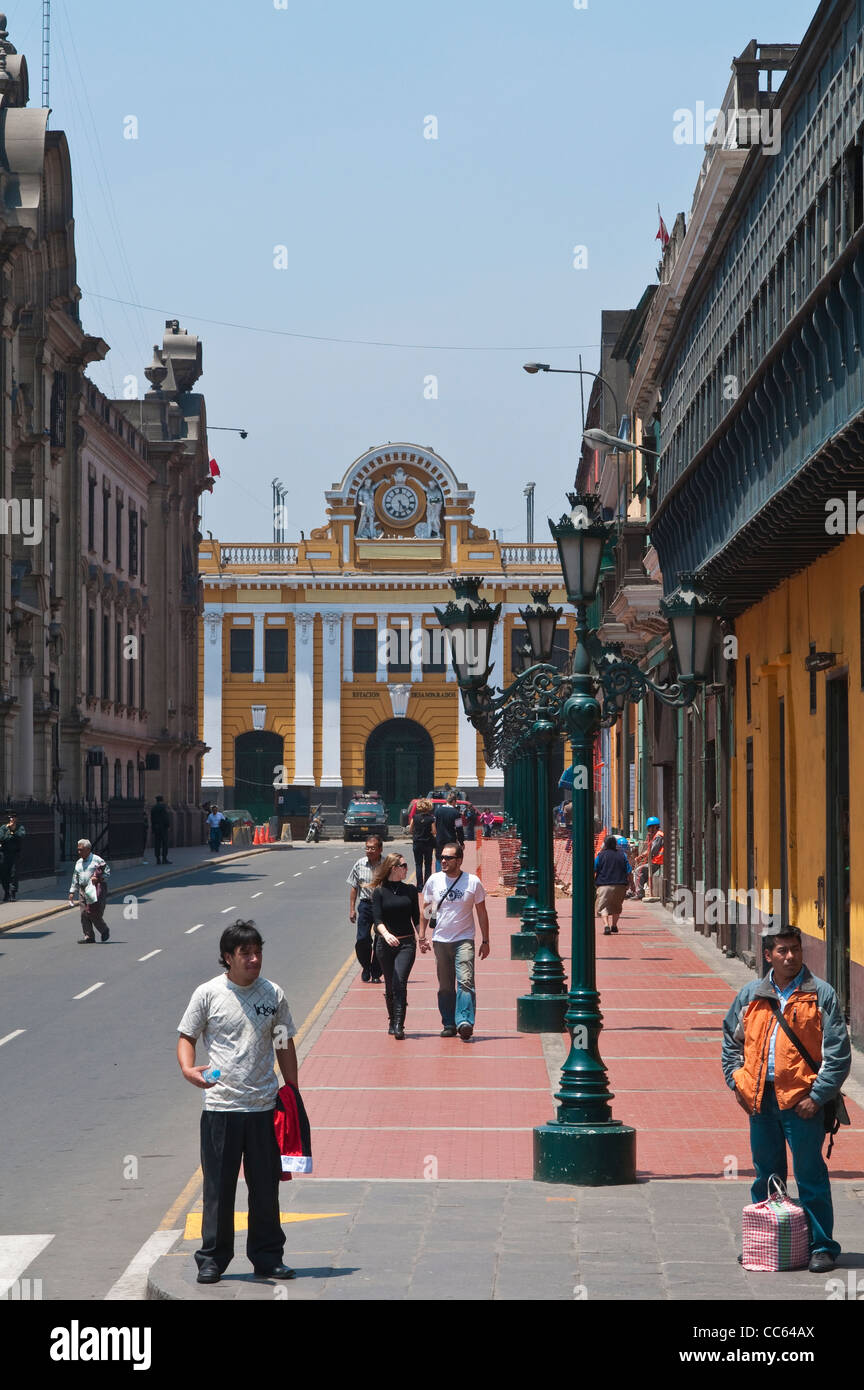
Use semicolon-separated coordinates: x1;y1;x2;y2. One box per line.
10;0;818;543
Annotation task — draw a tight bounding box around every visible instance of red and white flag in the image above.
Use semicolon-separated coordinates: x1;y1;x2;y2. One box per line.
208;458;221;477
656;205;670;249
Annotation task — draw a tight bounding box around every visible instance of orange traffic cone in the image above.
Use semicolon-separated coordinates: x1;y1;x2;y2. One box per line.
253;825;261;844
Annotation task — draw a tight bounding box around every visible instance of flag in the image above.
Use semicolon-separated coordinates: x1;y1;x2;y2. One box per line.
209;458;221;477
656;205;670;249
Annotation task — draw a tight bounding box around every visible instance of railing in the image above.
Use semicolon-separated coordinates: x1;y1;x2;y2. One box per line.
500;544;559;567
219;544;299;565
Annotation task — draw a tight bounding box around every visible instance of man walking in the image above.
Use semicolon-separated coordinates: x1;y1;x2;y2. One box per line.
177;920;298;1284
433;790;464;872
0;812;25;902
419;841;489;1040
206;805;224;853
68;839;110;943
722;924;851;1272
347;835;384;983
150;795;172;865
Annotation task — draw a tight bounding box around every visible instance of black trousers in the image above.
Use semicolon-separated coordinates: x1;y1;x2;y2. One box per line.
354;899;382;979
153;830;169;862
0;853;19;897
374;934;417;1019
198;1109;285;1273
413;842;433;889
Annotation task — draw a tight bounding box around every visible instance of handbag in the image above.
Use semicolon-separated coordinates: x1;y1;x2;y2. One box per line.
427;872;465;931
768;1001;850;1157
741;1174;810;1271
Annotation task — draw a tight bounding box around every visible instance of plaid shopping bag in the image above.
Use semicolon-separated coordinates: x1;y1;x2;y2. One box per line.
741;1174;809;1271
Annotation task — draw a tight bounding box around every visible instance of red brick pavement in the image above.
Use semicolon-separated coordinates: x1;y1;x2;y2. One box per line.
301;845;864;1181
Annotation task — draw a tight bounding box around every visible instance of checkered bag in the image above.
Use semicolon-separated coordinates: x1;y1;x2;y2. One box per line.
741;1174;809;1271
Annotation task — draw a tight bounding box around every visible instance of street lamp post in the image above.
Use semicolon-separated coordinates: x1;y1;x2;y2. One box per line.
436;498;721;1183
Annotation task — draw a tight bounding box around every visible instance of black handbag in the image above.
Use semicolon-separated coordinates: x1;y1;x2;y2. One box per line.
768;1001;850;1157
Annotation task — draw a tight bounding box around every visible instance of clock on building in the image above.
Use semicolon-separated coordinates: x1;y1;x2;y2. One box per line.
381;482;419;524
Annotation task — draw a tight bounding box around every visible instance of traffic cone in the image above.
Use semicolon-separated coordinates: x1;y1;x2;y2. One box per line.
254;825;261;844
262;824;270;843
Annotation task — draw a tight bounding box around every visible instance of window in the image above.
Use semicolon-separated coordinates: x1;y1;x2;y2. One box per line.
115;620;122;702
114;759;123;798
87;608;96;695
230;628;254;673
116;497;124;569
422;626;447;674
102;488;110;562
353;627;377;674
139;635;146;713
49;514;58;599
128;509;138;577
264;629;288;673
127;760;135;799
140;519;147;583
128;634;136;707
87;479;96;551
50;370;67;446
102;616;110;699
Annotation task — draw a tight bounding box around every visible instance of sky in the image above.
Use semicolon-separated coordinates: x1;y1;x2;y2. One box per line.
9;0;820;544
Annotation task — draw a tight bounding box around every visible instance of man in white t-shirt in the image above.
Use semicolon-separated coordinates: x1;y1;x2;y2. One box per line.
177;920;298;1284
419;841;489;1040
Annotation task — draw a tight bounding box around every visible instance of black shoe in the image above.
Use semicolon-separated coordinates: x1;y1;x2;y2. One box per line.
457;1022;473;1041
393;1014;405;1040
254;1264;296;1279
603;927;612;935
737;1254;743;1265
361;967;371;982
611;925;619;933
197;1266;221;1284
440;1026;457;1037
78;936;96;944
370;974;383;984
388;1022;395;1035
163;859;172;864
100;928;110;942
808;1250;835;1273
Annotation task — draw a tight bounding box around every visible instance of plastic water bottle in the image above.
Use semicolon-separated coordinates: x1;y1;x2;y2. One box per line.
201;1065;221;1083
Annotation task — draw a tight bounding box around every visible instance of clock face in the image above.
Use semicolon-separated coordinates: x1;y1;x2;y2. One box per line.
381;483;419;523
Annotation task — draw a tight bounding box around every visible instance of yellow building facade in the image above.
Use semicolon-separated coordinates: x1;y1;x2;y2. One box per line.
731;529;864;1037
199;444;569;828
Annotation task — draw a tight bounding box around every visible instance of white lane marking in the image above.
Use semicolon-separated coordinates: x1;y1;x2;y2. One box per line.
0;1235;54;1297
138;949;162;962
0;1029;25;1047
322;859;329;864
73;982;104;1000
274;881;285;886
250;892;263;899
220;905;238;914
307;865;317;870
293;872;302;877
185;923;204;934
103;1229;182;1301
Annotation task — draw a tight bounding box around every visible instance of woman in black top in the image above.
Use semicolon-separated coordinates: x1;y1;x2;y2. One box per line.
594;835;631;935
408;797;435;888
371;853;420;1040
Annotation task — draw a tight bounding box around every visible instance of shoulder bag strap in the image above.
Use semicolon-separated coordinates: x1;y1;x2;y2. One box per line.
768;999;821;1074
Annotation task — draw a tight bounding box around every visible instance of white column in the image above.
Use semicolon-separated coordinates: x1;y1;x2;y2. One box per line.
456;696;477;788
376;611;388;683
343;613;354;682
201;609;224;790
16;654;34;798
411;615;423;683
253;613;265;683
320;611;342;787
293;613;316;784
449;524;458;564
483;620;505;785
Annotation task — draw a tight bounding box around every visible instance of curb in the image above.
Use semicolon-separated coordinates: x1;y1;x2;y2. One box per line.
0;844;281;937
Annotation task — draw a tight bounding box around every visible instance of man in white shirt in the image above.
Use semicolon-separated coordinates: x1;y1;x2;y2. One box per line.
68;838;110;943
419;841;489;1040
177;920;299;1284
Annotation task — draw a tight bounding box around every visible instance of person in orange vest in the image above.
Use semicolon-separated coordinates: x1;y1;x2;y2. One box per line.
634;817;662;898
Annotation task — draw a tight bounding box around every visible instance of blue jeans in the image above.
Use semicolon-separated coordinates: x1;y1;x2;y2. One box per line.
433;939;475;1028
749;1081;839;1258
354;899;381;979
208;828;221;852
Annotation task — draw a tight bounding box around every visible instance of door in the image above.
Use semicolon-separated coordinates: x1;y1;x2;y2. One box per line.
365;719;435;825
825;675;850;1018
234;731;285;824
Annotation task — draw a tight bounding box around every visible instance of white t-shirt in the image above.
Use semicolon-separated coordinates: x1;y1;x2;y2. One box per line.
177;974;296;1112
423;870;486;943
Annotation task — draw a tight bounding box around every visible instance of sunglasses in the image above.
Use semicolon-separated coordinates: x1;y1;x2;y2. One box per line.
396;861;408;868
441;854;460;861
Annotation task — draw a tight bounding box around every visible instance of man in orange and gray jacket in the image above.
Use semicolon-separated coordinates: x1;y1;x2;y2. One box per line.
722;924;851;1273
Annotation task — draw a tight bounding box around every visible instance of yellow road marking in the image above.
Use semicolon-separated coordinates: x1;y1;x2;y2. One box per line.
157;947;357;1233
183;1211;347;1240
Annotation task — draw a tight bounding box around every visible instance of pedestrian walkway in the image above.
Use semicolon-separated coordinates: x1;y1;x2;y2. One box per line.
147;845;864;1300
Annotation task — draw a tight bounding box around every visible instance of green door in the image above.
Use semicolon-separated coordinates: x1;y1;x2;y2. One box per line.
234;731;284;824
365;719;434;825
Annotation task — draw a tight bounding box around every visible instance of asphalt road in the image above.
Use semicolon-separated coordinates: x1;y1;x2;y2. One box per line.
0;841;376;1302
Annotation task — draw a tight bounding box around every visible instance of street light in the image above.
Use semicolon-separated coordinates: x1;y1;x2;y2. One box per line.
581;427;658;458
523;364;620;427
520;588;562;667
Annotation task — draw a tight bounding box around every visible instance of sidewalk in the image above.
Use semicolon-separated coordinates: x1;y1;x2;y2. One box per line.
148;846;864;1301
0;840;290;936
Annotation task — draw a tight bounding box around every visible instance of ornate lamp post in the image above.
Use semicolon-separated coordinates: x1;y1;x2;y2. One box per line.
437;497;721;1183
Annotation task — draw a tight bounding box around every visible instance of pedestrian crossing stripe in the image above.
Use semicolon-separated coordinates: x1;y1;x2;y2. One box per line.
182;1212;347;1240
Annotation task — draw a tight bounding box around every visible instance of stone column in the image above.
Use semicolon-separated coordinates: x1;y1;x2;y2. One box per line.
16;652;35;798
376;611;388;683
456;696;477;788
253;612;265;683
201;609;224;792
343;613;354;683
411;614;424;683
293;612;316;784
320;611;342;787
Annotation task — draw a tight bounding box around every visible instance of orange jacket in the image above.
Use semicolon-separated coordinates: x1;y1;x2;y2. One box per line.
722;967;850;1113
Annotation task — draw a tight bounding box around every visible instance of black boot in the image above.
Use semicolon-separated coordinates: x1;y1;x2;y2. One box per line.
393;1007;405;1041
386;992;394;1034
